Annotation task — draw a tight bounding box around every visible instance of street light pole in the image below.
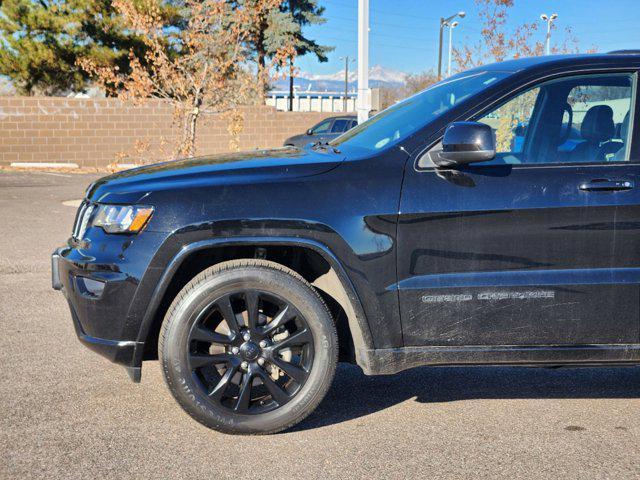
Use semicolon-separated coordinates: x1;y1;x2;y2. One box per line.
437;17;445;80
447;21;459;77
437;11;465;80
540;13;558;55
339;56;354;112
357;0;370;124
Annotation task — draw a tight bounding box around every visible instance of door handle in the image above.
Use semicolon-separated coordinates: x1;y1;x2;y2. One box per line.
578;179;634;192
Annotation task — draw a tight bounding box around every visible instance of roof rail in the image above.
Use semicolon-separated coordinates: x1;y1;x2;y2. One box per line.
608;49;640;55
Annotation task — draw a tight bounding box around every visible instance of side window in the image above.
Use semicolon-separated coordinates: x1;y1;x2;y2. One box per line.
331;119;350;133
476;73;634;165
479;88;540;155
349;120;358;129
566;84;633;161
312;119;332;134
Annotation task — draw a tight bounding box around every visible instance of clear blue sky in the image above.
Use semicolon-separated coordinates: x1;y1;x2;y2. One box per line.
296;0;640;75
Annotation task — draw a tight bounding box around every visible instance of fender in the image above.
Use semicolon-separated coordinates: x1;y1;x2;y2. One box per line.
132;235;375;368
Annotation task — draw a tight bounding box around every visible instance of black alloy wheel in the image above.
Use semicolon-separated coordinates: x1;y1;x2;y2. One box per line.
159;259;338;434
187;290;314;414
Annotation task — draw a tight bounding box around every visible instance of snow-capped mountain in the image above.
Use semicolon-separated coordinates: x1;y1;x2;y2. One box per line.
271;65;407;92
369;65;409;84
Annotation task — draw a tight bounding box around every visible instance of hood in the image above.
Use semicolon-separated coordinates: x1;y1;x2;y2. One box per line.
283;133;313;148
285;133;306;142
87;147;343;204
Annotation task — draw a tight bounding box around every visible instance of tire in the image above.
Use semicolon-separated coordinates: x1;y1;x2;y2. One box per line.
159;259;338;434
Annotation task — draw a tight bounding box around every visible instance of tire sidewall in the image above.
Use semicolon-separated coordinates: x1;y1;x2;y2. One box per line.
161;264;336;434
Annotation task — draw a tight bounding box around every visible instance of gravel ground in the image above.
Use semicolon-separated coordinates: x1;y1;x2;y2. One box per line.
1;170;639;479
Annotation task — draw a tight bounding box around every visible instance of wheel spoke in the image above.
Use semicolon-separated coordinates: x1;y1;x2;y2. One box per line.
270;357;308;384
272;328;312;351
257;370;290;405
245;291;260;331
209;363;238;401
217;294;240;335
189;353;230;369
234;371;254;412
262;305;296;336
190;325;234;345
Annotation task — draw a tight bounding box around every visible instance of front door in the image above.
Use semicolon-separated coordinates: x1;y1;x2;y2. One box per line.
397;71;640;347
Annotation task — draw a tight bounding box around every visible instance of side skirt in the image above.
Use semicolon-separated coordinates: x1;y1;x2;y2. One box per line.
357;344;640;375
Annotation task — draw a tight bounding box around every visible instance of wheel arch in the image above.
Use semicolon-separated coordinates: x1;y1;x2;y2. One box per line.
133;236;374;368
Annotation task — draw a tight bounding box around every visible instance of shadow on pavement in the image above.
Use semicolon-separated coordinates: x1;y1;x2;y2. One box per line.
292;363;640;432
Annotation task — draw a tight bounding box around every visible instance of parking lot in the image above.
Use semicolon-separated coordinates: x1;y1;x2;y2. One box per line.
1;170;639;479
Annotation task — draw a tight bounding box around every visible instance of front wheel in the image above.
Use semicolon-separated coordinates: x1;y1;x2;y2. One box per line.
159;259;338;434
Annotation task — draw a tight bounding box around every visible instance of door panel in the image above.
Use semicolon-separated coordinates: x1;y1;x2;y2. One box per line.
397;163;640;346
397;71;640;347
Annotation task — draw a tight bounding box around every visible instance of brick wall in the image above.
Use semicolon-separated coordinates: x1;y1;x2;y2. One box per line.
0;97;333;168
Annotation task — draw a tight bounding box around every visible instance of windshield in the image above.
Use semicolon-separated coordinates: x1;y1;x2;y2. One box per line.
330;71;511;152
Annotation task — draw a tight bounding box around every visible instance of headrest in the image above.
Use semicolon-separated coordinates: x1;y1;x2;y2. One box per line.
581;105;615;142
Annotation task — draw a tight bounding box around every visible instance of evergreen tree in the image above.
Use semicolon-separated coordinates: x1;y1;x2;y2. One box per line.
284;0;333;110
0;0;183;95
285;0;331;63
231;0;332;100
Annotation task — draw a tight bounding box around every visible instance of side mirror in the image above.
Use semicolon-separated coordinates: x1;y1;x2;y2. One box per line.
434;121;496;167
306;128;313;135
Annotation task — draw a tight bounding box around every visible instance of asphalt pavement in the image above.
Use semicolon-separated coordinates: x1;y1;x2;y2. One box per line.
1;170;639;479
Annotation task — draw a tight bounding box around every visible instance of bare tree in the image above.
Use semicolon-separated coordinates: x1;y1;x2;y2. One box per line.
453;0;581;71
378;71;439;109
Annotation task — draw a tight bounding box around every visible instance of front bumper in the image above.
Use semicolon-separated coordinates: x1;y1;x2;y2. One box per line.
52;235;163;382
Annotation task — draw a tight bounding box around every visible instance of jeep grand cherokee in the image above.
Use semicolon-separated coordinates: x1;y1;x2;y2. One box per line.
53;52;640;434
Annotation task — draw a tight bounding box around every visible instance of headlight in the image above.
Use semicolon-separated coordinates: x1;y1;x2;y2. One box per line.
92;205;154;234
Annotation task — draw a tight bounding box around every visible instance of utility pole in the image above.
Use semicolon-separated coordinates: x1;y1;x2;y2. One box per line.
437;11;465;80
540;13;558;55
288;0;295;111
288;58;294;111
437;18;444;81
447;21;459;77
339;56;354;112
357;0;370;124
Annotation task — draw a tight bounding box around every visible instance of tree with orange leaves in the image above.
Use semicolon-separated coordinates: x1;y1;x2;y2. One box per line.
80;0;296;158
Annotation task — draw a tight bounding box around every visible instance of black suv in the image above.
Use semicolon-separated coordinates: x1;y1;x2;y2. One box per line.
53;53;640;434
